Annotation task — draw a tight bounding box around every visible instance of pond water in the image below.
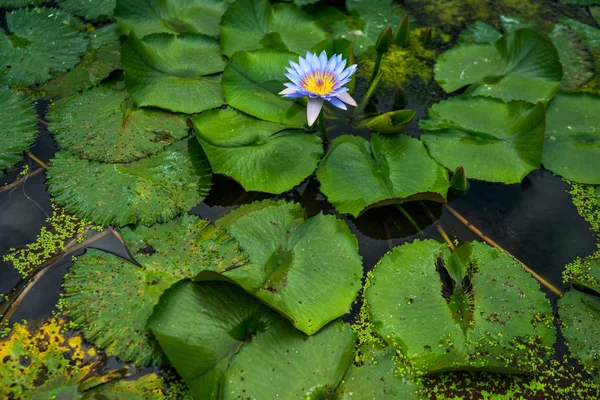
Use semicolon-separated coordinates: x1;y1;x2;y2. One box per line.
1;0;599;398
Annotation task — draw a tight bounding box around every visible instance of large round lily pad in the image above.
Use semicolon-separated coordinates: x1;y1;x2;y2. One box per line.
47;137;212;227
0;7;88;86
62;214;247;366
47;86;189;163
0;86;38;173
221;319;355;399
219;0;327;56
558;289;600;382
38;24;122;101
116;0;233;38
420;96;545;184
543;93;600;184
215;200;363;335
192;108;322;194
365;240;555;374
148;280;278;399
435;29;562;104
222;50;306;126
317;134;450;217
122;32;225;114
57;0;115;20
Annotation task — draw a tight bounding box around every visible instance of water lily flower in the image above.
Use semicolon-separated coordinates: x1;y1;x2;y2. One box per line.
279;50;357;126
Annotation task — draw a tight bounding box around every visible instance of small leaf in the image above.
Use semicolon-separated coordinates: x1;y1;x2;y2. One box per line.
420;96;545;184
394;14;411;47
317;134;450;217
47;137;212;227
122;32;225;114
365;110;416;134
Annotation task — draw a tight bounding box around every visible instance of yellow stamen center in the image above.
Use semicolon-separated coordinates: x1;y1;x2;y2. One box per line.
302;71;336;96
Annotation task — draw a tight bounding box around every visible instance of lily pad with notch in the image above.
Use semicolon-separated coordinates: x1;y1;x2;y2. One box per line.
122;32;225;114
365;110;417;134
543;93;600;184
435;29;563;104
420;96;546;184
221;50;307;126
191;108;322;194
317;134;450;217
148;280;278;399
62;214;247;366
365;239;556;374
116;0;234;38
219;0;327;57
213;200;363;335
0;7;89;87
0;86;38;173
47;86;189;163
47;137;212;227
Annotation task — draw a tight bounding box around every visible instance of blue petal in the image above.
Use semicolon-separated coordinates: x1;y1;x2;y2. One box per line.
308;52;320;71
283;93;306;98
299;56;310;73
328;97;347;110
283;82;299;88
319;51;328;70
325;55;337;72
290;61;304;76
333;59;347;76
285;73;301;85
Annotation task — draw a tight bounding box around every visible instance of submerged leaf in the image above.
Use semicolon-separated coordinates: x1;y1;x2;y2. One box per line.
0;7;88;86
115;0;233;38
0;86;38;173
122;32;225;114
559;289;600;382
435;29;562;103
221;319;355;398
317;134;450;217
550;23;594;91
420;96;545;184
365;239;555;374
62;214;247;365
222;50;307;126
148;280;278;399
219;0;327;56
192;108;322;194
47;86;189;163
215;200;363;335
47;137;212;227
543;93;600;184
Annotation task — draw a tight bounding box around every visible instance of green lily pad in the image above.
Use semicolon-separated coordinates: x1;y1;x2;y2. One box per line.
558;289;600;382
122;32;225;114
115;0;233;38
148;280;278;399
219;0;327;57
215;200;363;335
562;19;600;70
435;29;562;103
365;240;555;374
561;0;600;4
316;134;450;217
221;319;355;399
38;24;122;101
543;93;600;184
345;0;406;53
0;0;43;6
221;50;307;126
47;86;189;163
337;345;424;399
549;24;594;91
47;137;212;227
0;86;38;173
0;7;88;86
62;214;247;365
420;96;546;184
57;0;115;20
458;21;502;44
191;108;322;194
365;110;416;134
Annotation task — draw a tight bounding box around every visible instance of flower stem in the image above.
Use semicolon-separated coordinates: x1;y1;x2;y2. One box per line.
318;111;328;143
354;70;383;118
397;205;422;232
370;53;383;83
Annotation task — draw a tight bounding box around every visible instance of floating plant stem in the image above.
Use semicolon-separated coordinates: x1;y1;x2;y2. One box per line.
28;153;49;170
0;167;46;193
420;201;455;250
318;111;328;143
397;204;422;232
444;204;563;297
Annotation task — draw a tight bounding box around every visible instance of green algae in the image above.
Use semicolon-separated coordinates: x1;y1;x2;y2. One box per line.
2;206;101;278
569;183;600;238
